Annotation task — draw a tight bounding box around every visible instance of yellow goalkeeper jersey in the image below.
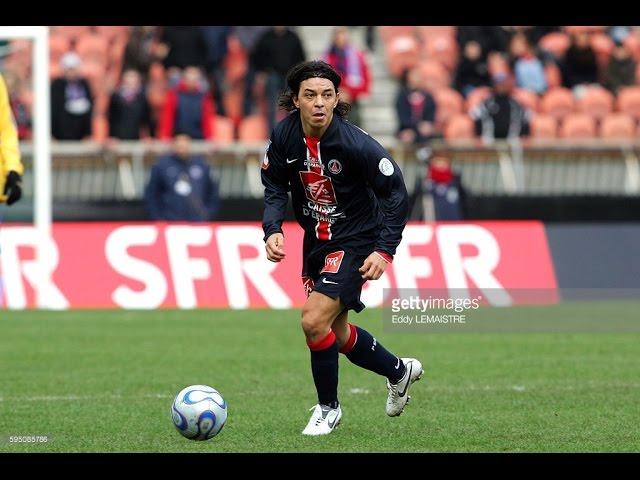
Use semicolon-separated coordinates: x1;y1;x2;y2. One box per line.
0;72;24;203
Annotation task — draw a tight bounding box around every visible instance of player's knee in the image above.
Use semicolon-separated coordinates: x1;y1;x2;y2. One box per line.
300;308;330;339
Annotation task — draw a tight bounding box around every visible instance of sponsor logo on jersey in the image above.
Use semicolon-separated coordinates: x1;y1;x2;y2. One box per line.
320;250;345;274
299;171;338;206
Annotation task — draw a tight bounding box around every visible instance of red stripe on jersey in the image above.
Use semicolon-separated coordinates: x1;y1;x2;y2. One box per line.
304;136;331;240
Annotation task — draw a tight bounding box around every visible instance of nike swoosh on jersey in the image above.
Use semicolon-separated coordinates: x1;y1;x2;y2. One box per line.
286;158;298;163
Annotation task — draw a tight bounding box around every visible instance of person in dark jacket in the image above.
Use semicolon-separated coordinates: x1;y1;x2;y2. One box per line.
470;72;530;142
201;26;232;116
122;26;157;81
252;26;306;132
51;53;93;140
145;133;220;221
395;67;437;144
605;40;637;94
156;26;209;85
562;31;599;88
158;66;215;140
108;69;153;140
454;40;491;96
419;151;466;221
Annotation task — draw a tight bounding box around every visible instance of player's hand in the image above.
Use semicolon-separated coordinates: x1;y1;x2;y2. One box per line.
265;233;286;262
359;252;388;281
3;171;22;206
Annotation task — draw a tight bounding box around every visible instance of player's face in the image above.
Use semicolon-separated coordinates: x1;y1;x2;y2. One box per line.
294;78;339;134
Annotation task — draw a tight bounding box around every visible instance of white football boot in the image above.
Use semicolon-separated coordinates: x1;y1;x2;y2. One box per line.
386;358;424;417
302;404;342;435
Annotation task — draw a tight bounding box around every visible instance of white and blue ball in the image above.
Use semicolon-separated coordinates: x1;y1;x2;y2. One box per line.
171;385;227;440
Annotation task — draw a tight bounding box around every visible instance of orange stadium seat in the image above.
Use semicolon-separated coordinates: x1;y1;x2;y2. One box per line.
76;33;109;65
529;114;558;138
444;114;475;140
417;26;455;41
617;86;640;120
418;59;450;91
386;35;420;78
590;33;615;68
512;88;540;112
544;62;563;89
422;34;458;72
55;26;92;42
465;86;491;112
379;26;417;43
95;26;130;43
238;114;268;142
212;116;235;144
539;32;571;59
541;88;575;119
432;88;464;128
559;113;597;139
564;26;606;35
599;113;636;138
49;35;71;66
576;86;614;119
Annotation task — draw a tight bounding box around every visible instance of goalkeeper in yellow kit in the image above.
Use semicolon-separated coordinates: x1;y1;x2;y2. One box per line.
0;72;23;206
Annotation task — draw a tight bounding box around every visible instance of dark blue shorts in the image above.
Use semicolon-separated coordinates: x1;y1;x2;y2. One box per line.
301;231;377;313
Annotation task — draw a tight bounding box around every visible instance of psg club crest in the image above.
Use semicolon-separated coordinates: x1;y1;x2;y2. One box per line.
328;159;342;174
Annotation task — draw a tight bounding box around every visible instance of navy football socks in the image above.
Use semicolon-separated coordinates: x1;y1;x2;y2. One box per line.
307;330;340;409
341;324;406;384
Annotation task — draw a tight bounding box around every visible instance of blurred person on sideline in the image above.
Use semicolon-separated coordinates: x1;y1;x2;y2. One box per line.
562;30;599;90
323;26;371;126
51;52;93;140
145;133;220;222
395;67;437;145
470;71;530;143
158;66;215;141
0;72;23;207
108;69;154;140
418;151;466;221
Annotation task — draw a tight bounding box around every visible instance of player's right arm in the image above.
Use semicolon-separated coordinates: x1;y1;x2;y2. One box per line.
261;134;289;262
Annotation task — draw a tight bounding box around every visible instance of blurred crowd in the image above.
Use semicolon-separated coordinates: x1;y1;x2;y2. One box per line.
1;26;374;144
388;26;640;144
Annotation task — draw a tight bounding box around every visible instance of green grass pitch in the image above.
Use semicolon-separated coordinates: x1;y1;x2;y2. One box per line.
1;303;639;452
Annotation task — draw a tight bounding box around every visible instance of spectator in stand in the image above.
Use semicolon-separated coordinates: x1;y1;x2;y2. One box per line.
510;33;547;94
108;69;154;140
3;70;31;140
323;26;371;126
605;39;637;94
158;66;215;141
145;133;220;222
235;26;270;117
470;71;530;143
51;52;93;140
201;26;232;116
562;31;599;89
156;27;208;85
395;67;437;145
252;26;306;132
454;40;490;97
122;26;158;81
456;27;494;61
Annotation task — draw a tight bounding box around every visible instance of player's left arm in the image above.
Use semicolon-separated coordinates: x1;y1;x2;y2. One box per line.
0;74;24;206
358;138;409;280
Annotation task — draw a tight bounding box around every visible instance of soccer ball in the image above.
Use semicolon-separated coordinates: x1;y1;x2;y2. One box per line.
171;385;227;440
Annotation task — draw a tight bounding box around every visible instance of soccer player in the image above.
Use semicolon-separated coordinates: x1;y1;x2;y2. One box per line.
261;60;423;435
0;72;23;207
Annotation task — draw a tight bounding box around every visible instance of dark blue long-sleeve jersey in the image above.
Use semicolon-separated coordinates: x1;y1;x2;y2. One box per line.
261;111;409;259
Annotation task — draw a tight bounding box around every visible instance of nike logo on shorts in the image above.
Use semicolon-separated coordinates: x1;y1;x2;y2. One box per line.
322;278;339;285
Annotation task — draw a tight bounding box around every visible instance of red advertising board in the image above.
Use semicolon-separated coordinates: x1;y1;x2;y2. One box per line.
0;221;557;309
